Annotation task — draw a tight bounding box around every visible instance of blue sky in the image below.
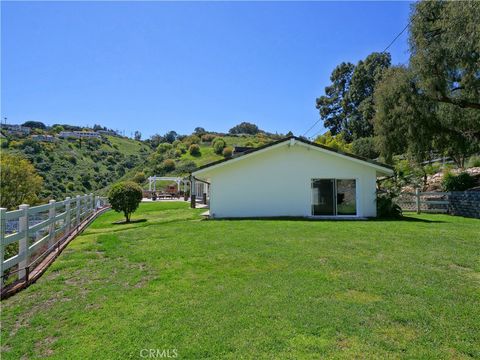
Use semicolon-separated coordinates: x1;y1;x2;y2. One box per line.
1;1;411;138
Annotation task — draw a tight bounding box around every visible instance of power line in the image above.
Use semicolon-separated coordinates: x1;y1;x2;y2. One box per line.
301;17;412;138
382;18;412;54
302;118;322;137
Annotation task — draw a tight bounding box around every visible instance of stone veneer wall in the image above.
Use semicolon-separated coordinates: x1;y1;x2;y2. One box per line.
448;191;480;219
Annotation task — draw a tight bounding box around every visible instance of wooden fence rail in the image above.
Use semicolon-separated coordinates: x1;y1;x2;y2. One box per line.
397;190;451;214
0;194;109;292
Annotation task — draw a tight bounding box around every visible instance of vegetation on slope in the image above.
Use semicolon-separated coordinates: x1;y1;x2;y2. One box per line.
2;135;151;199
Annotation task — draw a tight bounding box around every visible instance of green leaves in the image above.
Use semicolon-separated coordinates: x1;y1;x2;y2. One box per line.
108;181;143;223
316;53;391;141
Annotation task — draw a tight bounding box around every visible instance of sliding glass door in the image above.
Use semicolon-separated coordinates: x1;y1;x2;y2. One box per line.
312;179;335;215
312;179;356;216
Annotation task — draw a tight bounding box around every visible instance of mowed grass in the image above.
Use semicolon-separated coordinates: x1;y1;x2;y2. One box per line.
1;203;479;359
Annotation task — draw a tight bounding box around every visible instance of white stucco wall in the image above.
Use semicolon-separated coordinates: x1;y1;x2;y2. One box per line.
194;141;387;218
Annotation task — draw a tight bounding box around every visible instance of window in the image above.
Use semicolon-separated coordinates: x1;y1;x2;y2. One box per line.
312;179;356;216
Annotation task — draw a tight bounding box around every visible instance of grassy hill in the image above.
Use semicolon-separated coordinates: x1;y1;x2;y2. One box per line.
142;134;280;187
3;135;152;199
1;129;281;202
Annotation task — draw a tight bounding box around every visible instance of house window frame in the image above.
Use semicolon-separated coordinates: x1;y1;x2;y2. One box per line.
311;178;358;217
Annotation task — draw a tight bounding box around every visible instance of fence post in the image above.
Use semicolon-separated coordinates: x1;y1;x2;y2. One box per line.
0;208;6;290
65;197;71;232
76;195;81;226
415;188;421;214
190;177;196;208
18;204;30;280
48;200;56;247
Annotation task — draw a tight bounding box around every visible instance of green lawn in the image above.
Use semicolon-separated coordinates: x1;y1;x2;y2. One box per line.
1;203;479;359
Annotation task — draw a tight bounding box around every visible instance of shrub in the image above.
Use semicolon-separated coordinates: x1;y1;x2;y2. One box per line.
467;155;480;168
442;172;475;191
176;143;187;154
351;137;379;159
133;171;146;184
201;134;216;143
222;146;233;158
174;161;197;174
212;137;226;154
377;193;402;218
189;144;201;156
67;155;77;164
161;159;176;172
174;149;182;158
67;182;75;191
157;142;173;154
424;163;442;176
108;181;143;223
183;135;201;147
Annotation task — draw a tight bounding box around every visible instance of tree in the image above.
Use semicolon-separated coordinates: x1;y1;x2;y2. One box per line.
0;153;43;210
164;131;178;143
374;65;479;167
108;181;143;223
149;134;164;148
351;137;379;159
194;127;206;135
314;131;352;153
409;1;480;110
373;66;436;163
51;125;64;134
229;122;260;135
22;121;46;130
316;53;391;141
134;131;142;141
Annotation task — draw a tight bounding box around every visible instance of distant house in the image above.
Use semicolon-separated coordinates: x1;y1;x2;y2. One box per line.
191;136;394;218
1;124;31;137
31;134;56;142
58;131;100;139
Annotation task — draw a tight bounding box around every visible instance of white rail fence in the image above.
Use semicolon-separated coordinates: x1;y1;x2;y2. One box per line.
397;190;450;214
0;194;109;289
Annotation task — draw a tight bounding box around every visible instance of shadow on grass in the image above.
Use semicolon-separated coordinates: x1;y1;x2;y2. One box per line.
371;216;446;223
112;219;148;225
205;215;446;223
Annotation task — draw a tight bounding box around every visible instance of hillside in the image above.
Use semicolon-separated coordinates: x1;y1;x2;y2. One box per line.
141;133;280;187
1;126;282;202
2;135;152;199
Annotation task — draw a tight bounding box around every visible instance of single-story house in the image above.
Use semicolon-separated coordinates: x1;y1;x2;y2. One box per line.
191;136;394;218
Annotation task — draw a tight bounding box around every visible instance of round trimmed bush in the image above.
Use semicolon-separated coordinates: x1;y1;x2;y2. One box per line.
161;159;176;172
108;181;143;223
212;137;226;154
189;144;201;156
222;146;233;158
157;142;173;154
